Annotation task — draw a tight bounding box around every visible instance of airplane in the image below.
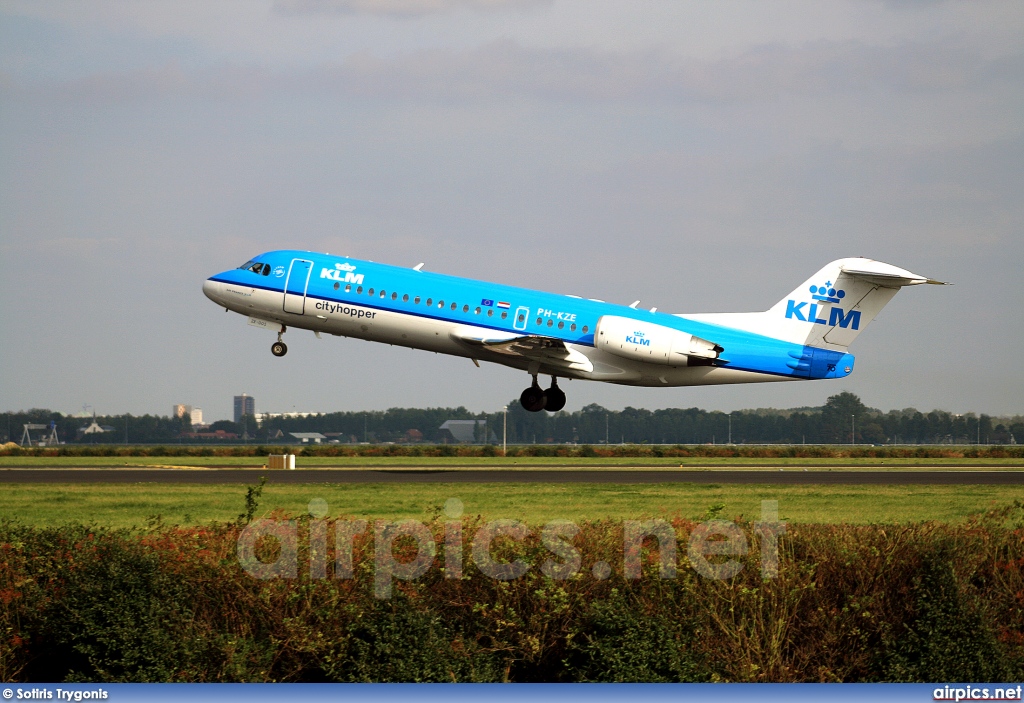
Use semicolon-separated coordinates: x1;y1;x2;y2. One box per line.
203;253;945;412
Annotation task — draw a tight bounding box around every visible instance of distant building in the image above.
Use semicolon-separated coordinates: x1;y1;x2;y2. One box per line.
180;430;238;440
254;411;315;423
77;417;113;438
290;432;326;444
439;420;496;444
234;394;255;424
172;404;201;424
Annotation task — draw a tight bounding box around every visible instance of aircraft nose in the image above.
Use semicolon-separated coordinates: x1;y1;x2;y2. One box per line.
202;277;222;302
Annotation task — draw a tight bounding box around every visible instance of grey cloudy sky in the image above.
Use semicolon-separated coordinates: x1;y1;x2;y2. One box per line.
1;0;1022;422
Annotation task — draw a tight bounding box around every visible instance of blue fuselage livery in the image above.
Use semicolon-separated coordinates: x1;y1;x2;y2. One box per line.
204;251;943;412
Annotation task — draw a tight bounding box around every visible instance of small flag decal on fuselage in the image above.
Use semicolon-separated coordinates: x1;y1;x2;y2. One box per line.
497;301;511;309
481;299;494;307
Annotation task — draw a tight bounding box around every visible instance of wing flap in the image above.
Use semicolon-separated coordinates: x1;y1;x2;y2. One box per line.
449;327;594;372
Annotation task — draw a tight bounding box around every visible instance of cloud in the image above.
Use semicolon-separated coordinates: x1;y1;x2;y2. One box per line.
273;0;550;16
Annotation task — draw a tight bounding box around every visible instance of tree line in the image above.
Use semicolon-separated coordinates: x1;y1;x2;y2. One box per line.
2;393;1021;445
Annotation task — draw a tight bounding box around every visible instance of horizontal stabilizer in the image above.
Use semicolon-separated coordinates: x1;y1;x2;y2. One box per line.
839;261;949;288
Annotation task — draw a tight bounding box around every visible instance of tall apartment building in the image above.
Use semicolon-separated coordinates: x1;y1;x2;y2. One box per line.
233;394;255;424
172;404;203;425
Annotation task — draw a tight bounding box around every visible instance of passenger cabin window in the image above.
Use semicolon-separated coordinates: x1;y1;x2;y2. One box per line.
334;282;340;290
415;296;421;304
402;294;408;302
582;325;589;333
357;286;363;294
451;302;457;311
345;284;352;292
426;298;432;306
502;312;508;319
368;288;374;296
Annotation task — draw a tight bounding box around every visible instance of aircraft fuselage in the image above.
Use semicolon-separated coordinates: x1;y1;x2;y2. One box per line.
204;250;871;409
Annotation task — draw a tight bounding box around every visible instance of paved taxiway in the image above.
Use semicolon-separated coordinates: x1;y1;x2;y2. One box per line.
1;469;1021;485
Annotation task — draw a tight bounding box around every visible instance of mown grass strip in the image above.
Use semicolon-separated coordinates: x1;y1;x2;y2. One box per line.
1;482;1019;529
2;455;1022;468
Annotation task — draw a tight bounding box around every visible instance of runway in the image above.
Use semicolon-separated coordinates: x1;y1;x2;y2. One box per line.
1;469;1022;485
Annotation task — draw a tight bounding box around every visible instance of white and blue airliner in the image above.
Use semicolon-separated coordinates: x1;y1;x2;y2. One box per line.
203;254;944;412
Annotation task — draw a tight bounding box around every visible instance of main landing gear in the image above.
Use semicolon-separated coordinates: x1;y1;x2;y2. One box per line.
271;326;288;357
520;376;566;413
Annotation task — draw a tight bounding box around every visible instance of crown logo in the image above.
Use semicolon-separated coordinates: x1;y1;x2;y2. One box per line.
809;281;845;304
335;262;357;271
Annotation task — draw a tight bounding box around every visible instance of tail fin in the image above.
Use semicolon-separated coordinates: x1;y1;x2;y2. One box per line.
684;257;946;349
762;257;946;348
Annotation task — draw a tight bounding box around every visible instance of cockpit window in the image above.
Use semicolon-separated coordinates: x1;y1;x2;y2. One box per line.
238;260;255;270
261;263;270;276
240;261;265;274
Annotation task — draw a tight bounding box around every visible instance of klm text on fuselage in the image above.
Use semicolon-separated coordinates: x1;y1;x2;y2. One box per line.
785;301;861;330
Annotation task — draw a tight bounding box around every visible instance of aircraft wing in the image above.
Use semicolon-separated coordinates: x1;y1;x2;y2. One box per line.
449;327;594;373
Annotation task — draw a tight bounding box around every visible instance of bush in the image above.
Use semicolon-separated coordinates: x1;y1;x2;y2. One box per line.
880;545;1009;682
3;507;1022;683
568;587;707;682
325;602;503;682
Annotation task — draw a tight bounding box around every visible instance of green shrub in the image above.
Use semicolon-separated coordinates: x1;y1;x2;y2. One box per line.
880;545;1008;682
569;588;707;682
3;508;1022;683
323;601;503;682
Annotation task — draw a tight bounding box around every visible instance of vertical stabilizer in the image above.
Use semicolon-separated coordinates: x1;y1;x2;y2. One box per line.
763;258;943;348
684;258;946;349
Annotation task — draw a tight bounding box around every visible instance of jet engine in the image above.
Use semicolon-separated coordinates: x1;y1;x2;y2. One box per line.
594;315;722;366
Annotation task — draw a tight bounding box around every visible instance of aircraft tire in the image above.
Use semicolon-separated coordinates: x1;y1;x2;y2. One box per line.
545;387;566;412
520;385;547;412
271;341;288;357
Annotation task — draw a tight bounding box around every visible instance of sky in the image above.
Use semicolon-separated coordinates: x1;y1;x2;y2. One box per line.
1;0;1022;422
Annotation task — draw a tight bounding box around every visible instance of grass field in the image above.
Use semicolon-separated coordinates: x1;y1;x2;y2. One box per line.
1;481;1020;529
2;455;1022;469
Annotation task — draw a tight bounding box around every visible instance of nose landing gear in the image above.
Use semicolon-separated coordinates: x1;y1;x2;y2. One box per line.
519;376;566;413
271;326;288;357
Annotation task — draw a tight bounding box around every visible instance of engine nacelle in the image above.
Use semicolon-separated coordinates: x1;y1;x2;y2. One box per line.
594;315;721;366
